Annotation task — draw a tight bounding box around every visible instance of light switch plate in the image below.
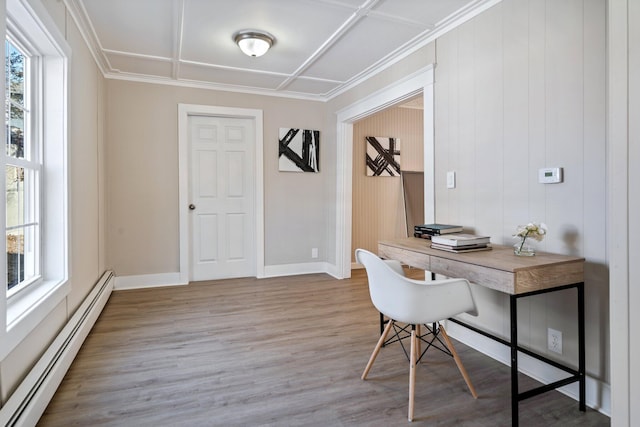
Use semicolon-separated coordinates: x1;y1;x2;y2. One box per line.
538;167;563;184
446;171;456;189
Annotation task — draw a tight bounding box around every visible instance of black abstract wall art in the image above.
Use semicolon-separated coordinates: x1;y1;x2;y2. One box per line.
279;128;320;172
365;136;401;176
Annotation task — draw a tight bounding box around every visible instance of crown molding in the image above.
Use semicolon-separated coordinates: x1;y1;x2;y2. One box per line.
62;0;502;103
63;0;110;74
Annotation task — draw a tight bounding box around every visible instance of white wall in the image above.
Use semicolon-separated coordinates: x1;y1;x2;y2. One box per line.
434;0;608;386
105;81;327;276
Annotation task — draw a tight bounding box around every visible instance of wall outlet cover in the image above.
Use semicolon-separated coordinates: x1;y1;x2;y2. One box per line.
547;328;563;354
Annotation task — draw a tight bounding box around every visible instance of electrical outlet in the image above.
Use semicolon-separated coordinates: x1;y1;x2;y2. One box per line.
548;328;563;354
311;248;318;258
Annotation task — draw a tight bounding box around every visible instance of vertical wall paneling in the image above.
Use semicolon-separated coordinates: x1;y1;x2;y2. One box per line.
581;9;607;258
628;0;640;420
582;0;608;381
527;0;547;230
456;23;477;231
434;33;451;221
434;0;608;388
503;0;535;348
545;0;584;254
436;34;460;224
473;6;504;244
524;0;549;352
502;0;530;239
543;0;585;365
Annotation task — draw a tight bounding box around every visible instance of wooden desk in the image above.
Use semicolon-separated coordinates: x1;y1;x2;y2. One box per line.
378;238;586;427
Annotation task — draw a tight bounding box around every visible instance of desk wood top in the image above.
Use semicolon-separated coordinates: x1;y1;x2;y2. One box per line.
378;237;585;295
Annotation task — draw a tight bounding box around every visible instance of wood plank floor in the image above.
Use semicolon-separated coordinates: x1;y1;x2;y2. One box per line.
38;269;609;426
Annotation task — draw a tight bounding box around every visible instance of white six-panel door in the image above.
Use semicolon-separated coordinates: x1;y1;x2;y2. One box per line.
188;115;255;281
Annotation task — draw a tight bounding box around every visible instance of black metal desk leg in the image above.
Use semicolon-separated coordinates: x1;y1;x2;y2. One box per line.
578;283;586;411
510;295;519;427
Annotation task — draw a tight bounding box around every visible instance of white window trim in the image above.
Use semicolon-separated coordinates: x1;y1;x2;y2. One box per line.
5;34;41;298
1;0;70;361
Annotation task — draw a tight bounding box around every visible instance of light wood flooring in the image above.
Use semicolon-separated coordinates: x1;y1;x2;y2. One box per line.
38;269;609;426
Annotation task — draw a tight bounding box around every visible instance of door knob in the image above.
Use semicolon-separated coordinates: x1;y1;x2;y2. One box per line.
189;204;196;210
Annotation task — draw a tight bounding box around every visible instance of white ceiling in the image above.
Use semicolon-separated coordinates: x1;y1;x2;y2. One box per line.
66;0;496;101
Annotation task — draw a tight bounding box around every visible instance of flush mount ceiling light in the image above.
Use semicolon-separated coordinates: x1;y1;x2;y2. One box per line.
234;30;275;57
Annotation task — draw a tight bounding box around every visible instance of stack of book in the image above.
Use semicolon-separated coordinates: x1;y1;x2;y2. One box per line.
413;223;463;239
430;233;492;253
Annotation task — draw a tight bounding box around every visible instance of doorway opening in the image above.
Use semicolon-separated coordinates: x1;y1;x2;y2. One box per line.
350;97;425;266
334;66;435;279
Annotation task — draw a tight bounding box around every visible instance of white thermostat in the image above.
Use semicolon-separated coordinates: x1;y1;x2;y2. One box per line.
538;167;563;184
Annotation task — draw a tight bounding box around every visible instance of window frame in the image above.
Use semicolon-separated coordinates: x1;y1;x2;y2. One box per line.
1;0;70;361
5;33;43;297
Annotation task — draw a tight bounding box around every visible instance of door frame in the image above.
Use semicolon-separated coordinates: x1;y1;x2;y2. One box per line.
334;66;435;279
178;104;264;283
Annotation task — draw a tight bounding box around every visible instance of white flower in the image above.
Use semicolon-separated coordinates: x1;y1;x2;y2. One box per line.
513;222;547;242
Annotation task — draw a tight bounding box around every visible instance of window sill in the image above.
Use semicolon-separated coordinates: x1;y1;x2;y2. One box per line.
2;279;70;360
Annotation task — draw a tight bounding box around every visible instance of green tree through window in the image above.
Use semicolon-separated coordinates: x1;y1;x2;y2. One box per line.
7;40;25;158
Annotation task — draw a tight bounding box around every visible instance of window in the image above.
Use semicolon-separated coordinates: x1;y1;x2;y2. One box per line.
5;37;40;296
1;0;70;361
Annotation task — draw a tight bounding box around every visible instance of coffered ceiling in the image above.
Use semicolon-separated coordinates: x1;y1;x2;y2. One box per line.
65;0;497;100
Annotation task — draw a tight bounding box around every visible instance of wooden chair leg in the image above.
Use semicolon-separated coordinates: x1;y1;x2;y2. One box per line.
439;325;478;399
408;325;417;422
362;319;395;380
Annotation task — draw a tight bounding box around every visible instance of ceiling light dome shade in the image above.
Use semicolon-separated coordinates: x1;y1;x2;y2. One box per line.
234;31;274;57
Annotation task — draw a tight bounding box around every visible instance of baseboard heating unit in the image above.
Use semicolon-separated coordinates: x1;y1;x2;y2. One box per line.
0;271;114;427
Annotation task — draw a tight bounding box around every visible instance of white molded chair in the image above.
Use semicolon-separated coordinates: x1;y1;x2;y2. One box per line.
355;248;479;422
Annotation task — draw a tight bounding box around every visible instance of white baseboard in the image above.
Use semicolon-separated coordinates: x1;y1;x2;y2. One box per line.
114;272;186;290
445;320;611;417
0;271;114;427
116;264;343;289
262;261;333;278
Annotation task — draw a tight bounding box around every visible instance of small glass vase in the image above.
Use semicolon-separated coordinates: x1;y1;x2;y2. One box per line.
514;240;535;256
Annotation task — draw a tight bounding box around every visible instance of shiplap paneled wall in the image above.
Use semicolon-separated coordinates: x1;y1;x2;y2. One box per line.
434;0;608;384
351;106;424;261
